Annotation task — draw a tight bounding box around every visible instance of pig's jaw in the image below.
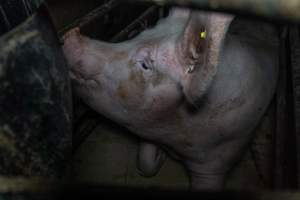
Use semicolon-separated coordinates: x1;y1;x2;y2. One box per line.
74;78;135;127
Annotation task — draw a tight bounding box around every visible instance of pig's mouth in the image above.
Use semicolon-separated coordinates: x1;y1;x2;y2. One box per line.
69;68;85;84
69;67;98;86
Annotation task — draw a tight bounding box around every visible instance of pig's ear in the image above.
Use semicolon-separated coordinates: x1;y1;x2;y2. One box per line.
176;11;234;106
176;11;210;64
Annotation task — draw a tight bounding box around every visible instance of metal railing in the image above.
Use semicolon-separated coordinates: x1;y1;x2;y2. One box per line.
121;0;300;22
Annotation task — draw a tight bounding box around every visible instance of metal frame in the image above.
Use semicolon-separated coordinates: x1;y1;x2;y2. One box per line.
57;0;300;189
123;0;300;21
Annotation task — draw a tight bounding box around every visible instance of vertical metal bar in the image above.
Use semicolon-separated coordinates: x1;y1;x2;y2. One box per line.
274;27;289;188
274;26;299;189
0;5;11;32
289;25;300;188
22;0;31;17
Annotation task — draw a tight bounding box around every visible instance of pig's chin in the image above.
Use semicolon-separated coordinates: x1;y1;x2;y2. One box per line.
69;70;84;84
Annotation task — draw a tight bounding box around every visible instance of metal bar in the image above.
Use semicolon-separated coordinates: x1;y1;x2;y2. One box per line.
73;110;101;153
59;0;119;35
0;5;11;32
289;25;300;188
274;27;289;189
273;26;299;189
110;5;159;42
121;0;300;22
0;177;56;193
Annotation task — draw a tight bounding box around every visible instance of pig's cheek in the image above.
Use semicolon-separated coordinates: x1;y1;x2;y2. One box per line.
143;92;180;114
113;68;148;108
145;82;183;113
147;96;167;113
115;79;147;112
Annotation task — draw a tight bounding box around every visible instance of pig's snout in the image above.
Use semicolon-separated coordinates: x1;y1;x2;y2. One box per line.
63;28;84;67
63;28;83;65
63;28;99;84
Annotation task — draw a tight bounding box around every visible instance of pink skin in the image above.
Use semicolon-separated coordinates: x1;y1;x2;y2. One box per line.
63;8;279;190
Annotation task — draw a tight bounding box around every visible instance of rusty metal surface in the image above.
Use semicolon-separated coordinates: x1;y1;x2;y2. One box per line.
122;0;300;21
0;6;72;183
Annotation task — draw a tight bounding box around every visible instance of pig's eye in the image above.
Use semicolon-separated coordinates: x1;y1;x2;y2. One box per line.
141;62;150;70
137;60;152;71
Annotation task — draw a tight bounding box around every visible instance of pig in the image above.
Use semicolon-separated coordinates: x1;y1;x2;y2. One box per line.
62;7;279;190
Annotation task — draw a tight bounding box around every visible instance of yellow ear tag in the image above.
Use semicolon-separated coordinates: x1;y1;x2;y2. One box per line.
200;31;206;39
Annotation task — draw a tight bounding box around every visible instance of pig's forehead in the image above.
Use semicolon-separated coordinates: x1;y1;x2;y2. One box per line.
132;31;177;45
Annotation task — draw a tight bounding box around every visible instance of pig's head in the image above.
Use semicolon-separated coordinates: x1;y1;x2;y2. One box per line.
62;8;233;127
